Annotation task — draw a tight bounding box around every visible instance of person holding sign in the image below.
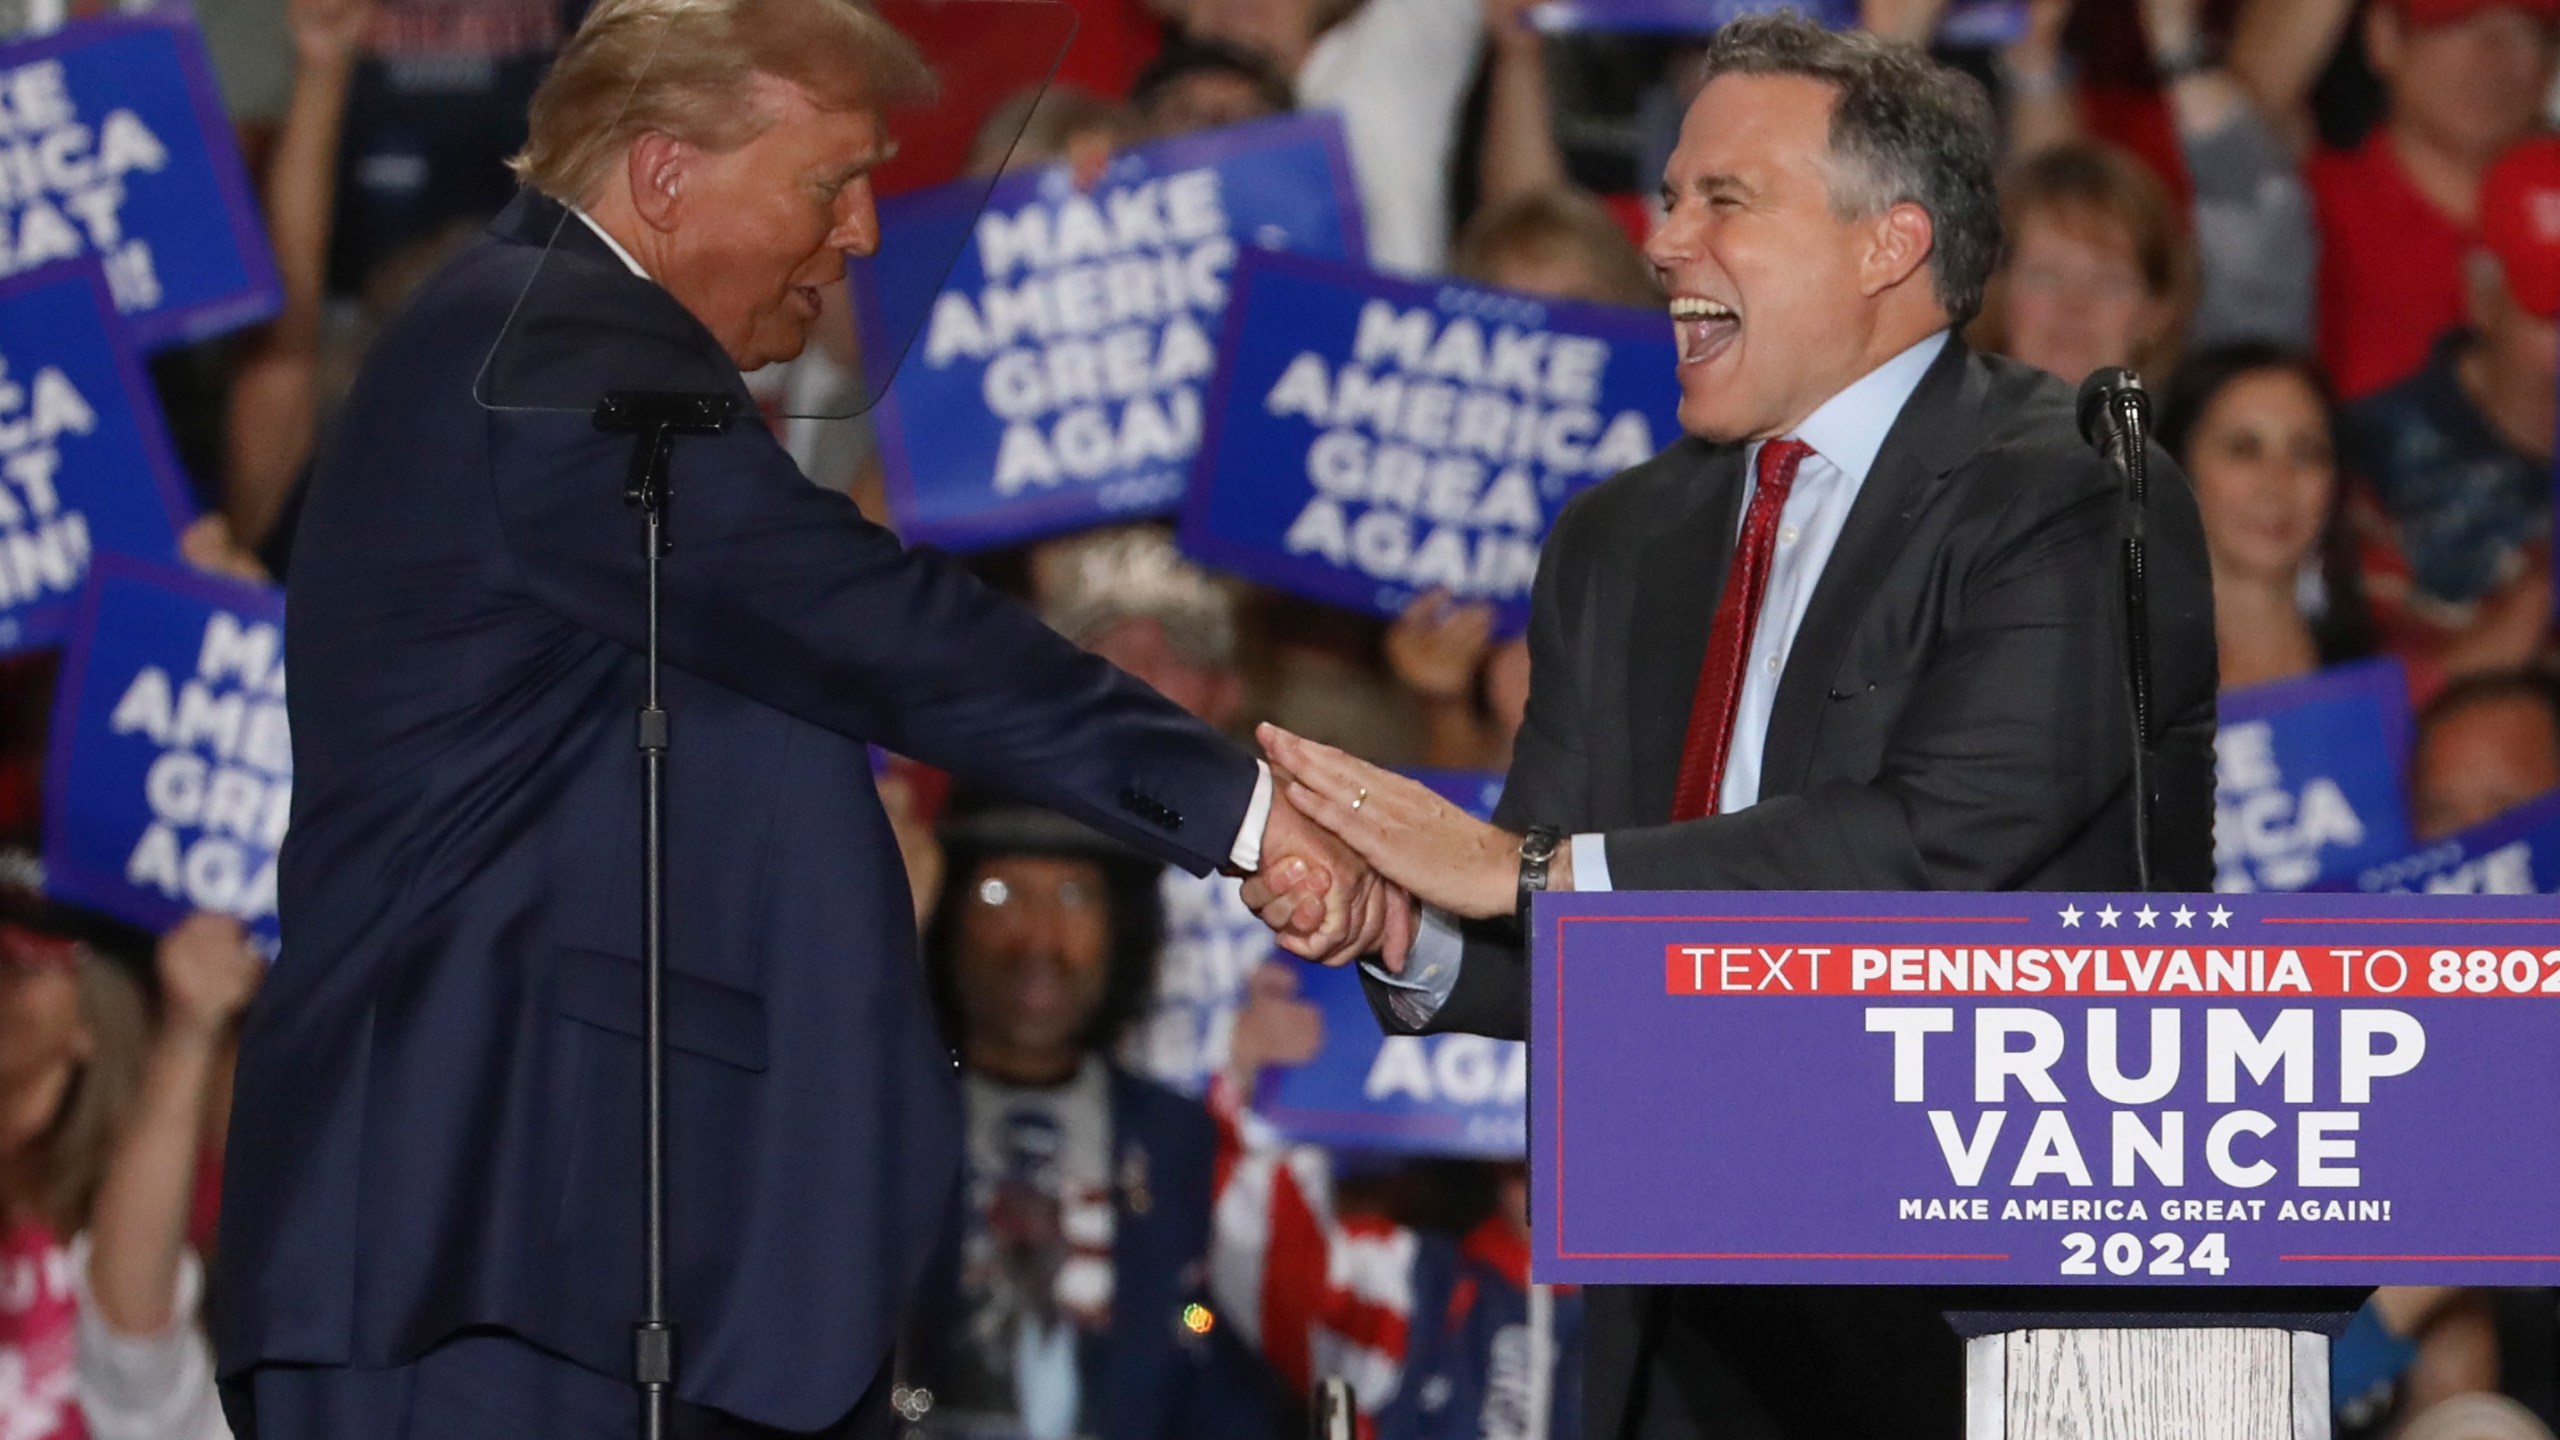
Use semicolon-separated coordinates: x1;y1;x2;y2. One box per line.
207;1;1395;1437
1246;14;2218;1439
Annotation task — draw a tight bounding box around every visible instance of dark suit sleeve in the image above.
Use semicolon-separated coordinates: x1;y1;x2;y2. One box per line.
479;358;1255;876
1359;493;1595;1041
1605;466;2132;893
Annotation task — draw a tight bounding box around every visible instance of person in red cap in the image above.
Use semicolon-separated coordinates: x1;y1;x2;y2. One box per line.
2303;0;2558;398
2341;133;2560;676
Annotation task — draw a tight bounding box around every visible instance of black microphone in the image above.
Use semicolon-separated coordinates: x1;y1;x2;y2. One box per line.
2075;365;2157;894
2076;366;2149;452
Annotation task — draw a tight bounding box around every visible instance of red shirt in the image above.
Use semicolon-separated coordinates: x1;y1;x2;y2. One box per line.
0;1219;86;1440
2310;133;2476;398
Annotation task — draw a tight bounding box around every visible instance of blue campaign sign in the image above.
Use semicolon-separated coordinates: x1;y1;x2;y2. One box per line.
1129;771;1501;1101
0;15;283;350
1252;766;1518;1158
1527;0;2025;44
862;113;1367;550
1127;870;1277;1100
1410;766;1505;822
2216;658;2415;893
0;260;193;658
2323;792;2560;896
1535;889;2560;1288
43;553;287;952
1257;959;1526;1160
1180;252;1676;630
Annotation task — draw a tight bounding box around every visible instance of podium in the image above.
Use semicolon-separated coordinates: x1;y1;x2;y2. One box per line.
1532;890;2560;1437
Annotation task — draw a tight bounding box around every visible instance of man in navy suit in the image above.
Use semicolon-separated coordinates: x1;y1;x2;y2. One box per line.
209;1;1396;1435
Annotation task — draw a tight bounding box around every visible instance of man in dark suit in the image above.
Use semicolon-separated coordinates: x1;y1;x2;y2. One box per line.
1251;15;2217;1439
210;2;1394;1436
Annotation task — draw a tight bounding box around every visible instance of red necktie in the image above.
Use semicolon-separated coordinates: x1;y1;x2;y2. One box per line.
1669;438;1814;822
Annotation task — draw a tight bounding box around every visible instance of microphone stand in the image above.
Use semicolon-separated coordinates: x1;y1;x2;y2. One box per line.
2106;394;2155;896
592;389;735;1440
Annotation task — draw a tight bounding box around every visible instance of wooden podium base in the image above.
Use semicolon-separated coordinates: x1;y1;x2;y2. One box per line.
1965;1327;2328;1440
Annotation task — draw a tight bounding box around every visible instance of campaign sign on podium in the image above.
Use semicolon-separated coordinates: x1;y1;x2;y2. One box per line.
1532;890;2560;1288
0;15;284;350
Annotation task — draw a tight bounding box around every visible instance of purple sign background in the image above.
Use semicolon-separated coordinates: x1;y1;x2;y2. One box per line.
1533;889;2560;1287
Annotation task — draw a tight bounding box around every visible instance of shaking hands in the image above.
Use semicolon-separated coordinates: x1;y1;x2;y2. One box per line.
1240;722;1552;973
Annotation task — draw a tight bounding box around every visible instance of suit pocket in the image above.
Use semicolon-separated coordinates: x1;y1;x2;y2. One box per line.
1824;646;1928;703
549;945;769;1072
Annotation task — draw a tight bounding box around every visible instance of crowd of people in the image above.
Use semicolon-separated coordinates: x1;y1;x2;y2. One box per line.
6;0;2560;1436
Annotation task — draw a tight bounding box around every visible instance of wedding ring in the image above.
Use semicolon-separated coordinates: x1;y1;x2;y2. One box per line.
1351;787;1368;811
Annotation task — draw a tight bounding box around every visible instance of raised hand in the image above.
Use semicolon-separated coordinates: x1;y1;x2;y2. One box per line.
1483;0;1545;58
1259;723;1529;922
1858;0;1950;44
1386;590;1495;704
155;912;265;1044
1224;961;1325;1099
289;0;375;68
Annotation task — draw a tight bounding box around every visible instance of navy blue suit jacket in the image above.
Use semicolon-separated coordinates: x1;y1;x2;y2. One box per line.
213;191;1262;1431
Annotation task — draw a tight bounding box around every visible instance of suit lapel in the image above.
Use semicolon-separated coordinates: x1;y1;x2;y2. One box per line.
1756;341;1985;799
1625;440;1747;823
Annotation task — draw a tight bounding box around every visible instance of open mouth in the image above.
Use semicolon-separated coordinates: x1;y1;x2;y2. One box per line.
1668;294;1739;368
790;285;823;320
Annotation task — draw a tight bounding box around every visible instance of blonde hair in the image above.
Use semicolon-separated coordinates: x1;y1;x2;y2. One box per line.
26;956;149;1236
1453;187;1659;309
510;0;937;205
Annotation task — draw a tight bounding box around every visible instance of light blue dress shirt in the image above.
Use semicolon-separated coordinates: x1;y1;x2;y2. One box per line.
1371;331;1951;1025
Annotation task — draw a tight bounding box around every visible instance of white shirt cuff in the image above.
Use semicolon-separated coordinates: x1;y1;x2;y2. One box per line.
1569;832;1612;891
1229;760;1275;871
1360;906;1466;1028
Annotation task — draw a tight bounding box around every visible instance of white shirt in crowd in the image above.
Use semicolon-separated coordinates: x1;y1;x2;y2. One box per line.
1296;0;1484;275
72;1236;229;1440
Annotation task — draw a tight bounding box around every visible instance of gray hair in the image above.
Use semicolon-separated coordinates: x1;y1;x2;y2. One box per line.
1693;11;2002;325
1039;528;1239;671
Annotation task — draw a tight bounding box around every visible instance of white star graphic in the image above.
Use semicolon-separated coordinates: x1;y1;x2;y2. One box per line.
2172;904;2196;928
2097;904;2121;927
2059;904;2083;927
2135;905;2159;927
2208;905;2232;928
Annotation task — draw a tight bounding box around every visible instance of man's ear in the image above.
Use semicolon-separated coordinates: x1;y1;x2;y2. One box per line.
627;131;689;232
1861;200;1935;298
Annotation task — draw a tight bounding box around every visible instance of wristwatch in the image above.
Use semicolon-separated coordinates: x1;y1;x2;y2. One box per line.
1517;826;1563;934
